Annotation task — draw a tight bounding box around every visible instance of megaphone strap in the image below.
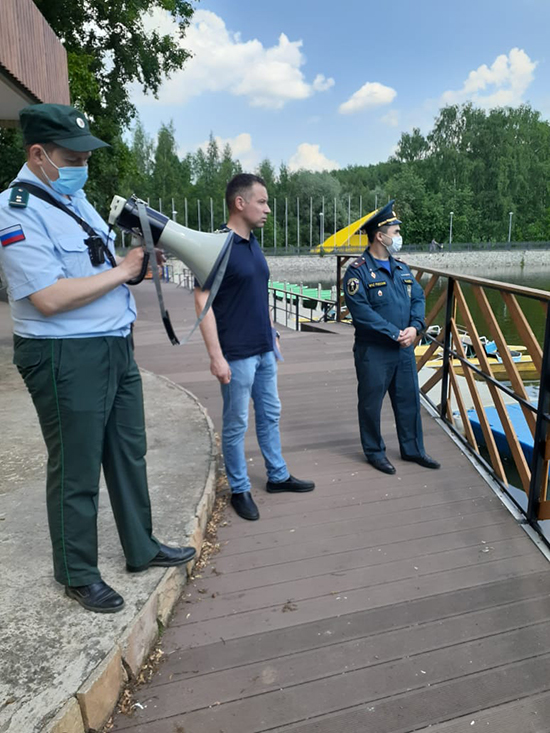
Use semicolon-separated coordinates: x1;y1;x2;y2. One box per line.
137;200;179;345
135;201;234;346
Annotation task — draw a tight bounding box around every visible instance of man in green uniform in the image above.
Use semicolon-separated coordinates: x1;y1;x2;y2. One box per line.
0;104;196;613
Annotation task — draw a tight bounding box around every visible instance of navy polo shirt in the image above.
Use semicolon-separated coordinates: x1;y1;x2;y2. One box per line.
212;231;273;361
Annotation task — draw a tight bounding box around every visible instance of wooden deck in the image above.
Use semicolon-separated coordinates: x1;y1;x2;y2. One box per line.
112;282;550;733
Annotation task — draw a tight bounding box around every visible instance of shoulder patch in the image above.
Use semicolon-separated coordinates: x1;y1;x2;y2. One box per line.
0;224;25;247
346;277;360;296
8;187;29;209
351;256;366;268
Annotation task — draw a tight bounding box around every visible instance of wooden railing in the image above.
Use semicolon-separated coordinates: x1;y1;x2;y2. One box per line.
336;256;550;531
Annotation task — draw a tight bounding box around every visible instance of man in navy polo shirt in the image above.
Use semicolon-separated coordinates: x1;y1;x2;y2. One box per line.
194;174;315;520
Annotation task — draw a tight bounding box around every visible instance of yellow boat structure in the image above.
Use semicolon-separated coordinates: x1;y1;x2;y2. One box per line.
311;210;376;253
415;326;537;379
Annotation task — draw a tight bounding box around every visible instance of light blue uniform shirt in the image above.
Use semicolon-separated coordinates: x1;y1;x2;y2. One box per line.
0;164;136;338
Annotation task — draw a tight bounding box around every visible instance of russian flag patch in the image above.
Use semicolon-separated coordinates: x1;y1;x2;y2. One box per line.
0;224;25;247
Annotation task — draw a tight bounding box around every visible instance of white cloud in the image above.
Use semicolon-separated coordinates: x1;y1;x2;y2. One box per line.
312;74;335;92
288;143;340;172
339;82;397;115
140;9;334;110
381;110;399;127
197;132;259;169
441;48;537;108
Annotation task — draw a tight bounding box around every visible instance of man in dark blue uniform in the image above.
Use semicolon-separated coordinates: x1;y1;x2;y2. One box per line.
343;201;440;475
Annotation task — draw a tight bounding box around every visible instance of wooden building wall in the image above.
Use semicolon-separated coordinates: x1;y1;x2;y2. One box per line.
0;0;70;108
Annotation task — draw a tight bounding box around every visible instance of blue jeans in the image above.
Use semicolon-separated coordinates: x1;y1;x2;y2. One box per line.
221;351;288;494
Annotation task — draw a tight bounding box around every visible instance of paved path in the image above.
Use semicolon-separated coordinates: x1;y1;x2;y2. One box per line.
112;282;550;733
0;298;215;733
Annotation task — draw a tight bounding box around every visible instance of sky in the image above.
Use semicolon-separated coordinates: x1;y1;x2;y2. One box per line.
131;0;550;173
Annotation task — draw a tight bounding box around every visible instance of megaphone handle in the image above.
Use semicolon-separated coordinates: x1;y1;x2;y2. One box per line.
162;311;179;344
126;251;150;285
136;200;180;345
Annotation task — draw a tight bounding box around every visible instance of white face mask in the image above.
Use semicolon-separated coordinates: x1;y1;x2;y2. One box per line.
381;233;403;255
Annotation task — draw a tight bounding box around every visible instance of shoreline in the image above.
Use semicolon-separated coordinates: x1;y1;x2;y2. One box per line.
266;250;550;284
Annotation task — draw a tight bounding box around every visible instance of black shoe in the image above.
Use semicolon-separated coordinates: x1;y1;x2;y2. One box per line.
126;543;197;573
401;453;441;469
367;457;396;475
266;474;315;493
231;491;260;520
65;580;125;614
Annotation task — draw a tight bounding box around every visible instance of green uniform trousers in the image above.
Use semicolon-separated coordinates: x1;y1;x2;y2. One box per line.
13;334;160;586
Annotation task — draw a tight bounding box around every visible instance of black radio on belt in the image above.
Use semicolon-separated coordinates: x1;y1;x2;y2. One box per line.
86;235;106;266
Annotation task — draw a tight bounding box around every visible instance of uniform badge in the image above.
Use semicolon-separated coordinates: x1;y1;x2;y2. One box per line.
347;278;360;296
8;187;29;209
407;284;412;298
377;290;383;297
371;271;376;278
0;224;25;246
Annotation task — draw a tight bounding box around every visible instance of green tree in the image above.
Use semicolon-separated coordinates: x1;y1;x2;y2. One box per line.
0;129;25;190
27;0;195;217
151;121;182;212
394;128;429;164
257;159;277;189
128;119;155;200
34;0;194;135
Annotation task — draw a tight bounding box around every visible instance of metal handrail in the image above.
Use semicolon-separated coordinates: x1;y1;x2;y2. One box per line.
268;283;337;331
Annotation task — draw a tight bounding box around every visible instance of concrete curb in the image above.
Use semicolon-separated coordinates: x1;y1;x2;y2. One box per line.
42;377;219;733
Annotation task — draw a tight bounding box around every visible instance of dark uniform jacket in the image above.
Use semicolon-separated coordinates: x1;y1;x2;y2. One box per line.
343;249;425;345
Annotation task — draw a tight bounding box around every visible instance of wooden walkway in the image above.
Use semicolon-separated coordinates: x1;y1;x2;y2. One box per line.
112;282;550;733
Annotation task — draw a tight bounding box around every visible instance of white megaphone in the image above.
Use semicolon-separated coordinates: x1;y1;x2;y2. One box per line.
108;194;232;290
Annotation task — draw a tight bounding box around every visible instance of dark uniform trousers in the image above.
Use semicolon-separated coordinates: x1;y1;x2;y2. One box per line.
354;340;425;461
13;334;160;586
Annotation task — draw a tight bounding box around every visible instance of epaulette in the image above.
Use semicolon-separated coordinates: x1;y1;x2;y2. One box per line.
351;256;366;268
8;187;29;209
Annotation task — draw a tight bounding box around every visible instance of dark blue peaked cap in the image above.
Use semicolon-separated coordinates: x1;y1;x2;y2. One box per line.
363;200;401;237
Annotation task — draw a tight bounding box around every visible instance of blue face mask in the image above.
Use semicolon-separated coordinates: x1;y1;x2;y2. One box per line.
40;148;89;195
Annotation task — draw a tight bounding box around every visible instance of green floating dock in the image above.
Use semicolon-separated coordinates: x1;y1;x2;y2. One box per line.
269;281;335;304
